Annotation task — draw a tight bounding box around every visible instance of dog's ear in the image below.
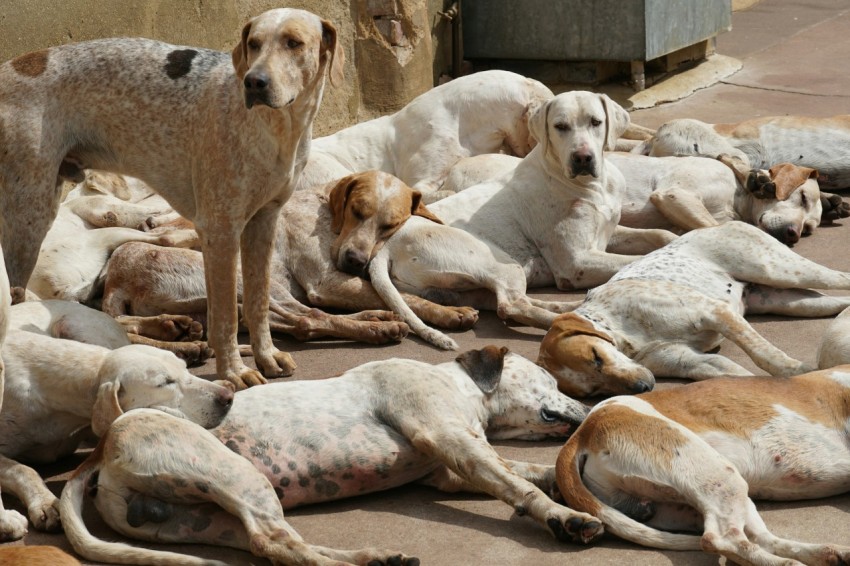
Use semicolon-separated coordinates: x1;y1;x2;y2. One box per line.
92;381;124;437
548;313;615;343
527;98;551;158
328;175;359;234
456;346;509;394
231;20;253;81
410;191;444;224
769;163;819;201
321;19;345;87
599;94;630;151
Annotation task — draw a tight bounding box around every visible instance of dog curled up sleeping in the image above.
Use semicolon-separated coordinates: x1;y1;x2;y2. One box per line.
60;348;600;565
537;221;850;397
0;8;344;389
555;366;850;565
100;171;477;348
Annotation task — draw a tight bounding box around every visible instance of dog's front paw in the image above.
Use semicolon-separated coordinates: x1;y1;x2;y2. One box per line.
0;509;28;542
821;193;850;223
363;321;409;344
444;306;479;330
256;350;296;379
546;508;603;544
29;498;61;532
365;554;420;566
174;341;214;366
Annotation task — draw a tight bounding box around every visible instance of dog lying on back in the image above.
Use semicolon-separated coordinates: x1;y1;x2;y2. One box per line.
555;366;850;564
60;348;600;565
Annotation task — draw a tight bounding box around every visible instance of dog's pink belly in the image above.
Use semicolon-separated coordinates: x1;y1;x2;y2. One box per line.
214;420;438;509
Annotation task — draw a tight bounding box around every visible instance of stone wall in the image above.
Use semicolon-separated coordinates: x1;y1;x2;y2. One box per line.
0;0;455;136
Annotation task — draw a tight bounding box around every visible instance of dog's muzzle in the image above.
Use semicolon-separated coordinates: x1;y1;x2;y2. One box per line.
243;72;273;109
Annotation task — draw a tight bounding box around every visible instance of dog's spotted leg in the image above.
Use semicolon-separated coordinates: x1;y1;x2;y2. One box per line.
0;455;61;533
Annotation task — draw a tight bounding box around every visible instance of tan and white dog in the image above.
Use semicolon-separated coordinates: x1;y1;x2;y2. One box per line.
297;70;553;195
555;366;850;565
637;115;850;190
537;221;850;397
60;348;600;565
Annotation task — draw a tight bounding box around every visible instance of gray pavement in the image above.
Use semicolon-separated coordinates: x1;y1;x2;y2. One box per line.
5;1;850;564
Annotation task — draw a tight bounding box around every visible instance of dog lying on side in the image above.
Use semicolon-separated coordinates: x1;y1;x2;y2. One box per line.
100;171;476;349
637;115;850;190
0;328;233;541
537;221;850;397
297;70;554;195
555;366;850;564
60;348;600;565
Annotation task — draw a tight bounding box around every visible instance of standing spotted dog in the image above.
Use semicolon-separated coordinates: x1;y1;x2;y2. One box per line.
0;8;344;388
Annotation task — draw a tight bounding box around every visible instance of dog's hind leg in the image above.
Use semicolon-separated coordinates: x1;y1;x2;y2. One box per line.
0;455;60;532
745;285;850;317
636;342;753;380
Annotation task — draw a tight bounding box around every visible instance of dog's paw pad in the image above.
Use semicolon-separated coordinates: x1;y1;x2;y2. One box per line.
29;500;61;532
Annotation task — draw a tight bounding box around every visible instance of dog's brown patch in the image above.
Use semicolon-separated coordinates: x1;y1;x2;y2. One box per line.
164;49;199;79
11;49;48;77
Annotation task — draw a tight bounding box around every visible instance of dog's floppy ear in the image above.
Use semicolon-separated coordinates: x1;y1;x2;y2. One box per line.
456;346;509;394
321;19;345;87
92;381;124;437
599;94;630;151
328;175;359;234
231;20;253;81
769;163;819;201
527;98;551;158
410;191;443;225
548;313;615;343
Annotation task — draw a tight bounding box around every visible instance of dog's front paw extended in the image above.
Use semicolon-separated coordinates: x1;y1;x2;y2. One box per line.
546;509;604;544
442;306;479;330
0;509;29;542
174;341;214;366
29;498;61;532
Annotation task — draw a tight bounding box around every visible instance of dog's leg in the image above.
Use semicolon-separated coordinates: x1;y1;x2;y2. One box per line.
117;314;204;341
267;300;408;344
241;205;296;379
200;226;261;388
745;285;850;317
420;461;556;494
636;342;753;380
648;188;721;231
0;455;60;533
606;225;678;255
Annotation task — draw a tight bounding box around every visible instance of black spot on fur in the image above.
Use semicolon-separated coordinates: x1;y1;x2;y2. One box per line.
224;440;241;455
164;49;198;79
194;481;210;494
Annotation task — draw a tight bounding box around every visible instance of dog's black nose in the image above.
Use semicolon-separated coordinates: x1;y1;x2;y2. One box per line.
244;72;269;92
341;249;368;274
632;380;653;394
571;151;594;167
784;225;800;245
218;388;234;407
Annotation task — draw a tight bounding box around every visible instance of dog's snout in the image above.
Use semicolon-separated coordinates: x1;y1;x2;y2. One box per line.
340;249;368;275
571;150;594;167
632;379;654;394
784;225;800;245
570;150;595;176
218;387;235;408
244;72;270;93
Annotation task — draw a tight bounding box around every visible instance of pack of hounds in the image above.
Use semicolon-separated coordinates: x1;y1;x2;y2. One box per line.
2;7;850;566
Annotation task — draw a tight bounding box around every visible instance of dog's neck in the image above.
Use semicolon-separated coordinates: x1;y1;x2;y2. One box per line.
439;361;490;425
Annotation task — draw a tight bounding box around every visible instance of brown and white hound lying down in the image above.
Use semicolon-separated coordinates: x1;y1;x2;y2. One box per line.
60;348;600;565
99;171;476;354
555;366;850;565
537;221;850;397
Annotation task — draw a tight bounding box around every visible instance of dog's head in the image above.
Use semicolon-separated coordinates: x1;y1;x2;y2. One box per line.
91;345;234;436
231;8;345;109
328;171;442;277
528;91;629;180
537;313;655;398
647;119;751;164
456;346;590;440
745;163;821;245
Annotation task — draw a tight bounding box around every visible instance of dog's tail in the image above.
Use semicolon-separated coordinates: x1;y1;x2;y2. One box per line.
60;450;226;566
555;435;701;551
368;246;458;351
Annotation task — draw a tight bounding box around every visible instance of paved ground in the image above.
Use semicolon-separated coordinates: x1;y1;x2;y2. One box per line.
4;0;850;564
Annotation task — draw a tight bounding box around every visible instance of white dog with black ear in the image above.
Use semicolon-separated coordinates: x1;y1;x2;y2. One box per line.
427;91;676;290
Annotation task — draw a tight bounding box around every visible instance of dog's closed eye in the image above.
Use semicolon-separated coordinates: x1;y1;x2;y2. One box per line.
591;347;604;369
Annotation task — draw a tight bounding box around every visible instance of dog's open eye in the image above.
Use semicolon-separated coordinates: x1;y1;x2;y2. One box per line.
554;123;571;132
247;39;261;51
590;117;602;127
287;39;303;49
351;209;366;221
591;347;604;369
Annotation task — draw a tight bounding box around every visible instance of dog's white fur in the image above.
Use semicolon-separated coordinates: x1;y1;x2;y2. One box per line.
538;221;850;397
0;8;344;389
297;70;553;195
818;305;850;369
428;91;676;290
59;348;601;565
0;317;233;541
638;115;850;189
555;368;850;564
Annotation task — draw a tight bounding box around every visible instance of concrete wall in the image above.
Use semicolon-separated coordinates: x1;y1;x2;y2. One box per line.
0;0;454;136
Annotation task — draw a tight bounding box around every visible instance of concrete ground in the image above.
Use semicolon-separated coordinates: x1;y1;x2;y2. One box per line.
4;0;850;564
